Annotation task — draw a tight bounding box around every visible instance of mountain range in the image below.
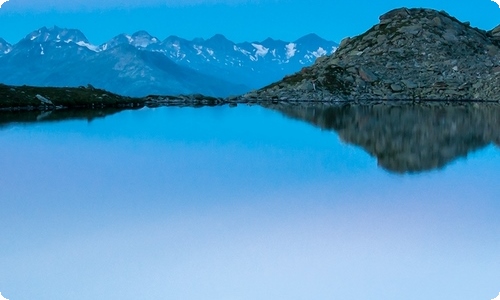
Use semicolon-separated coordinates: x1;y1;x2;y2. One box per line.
0;26;338;97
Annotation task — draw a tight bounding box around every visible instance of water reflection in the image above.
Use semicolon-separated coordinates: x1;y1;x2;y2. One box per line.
0;108;131;127
2;103;499;174
266;103;500;173
0;105;499;300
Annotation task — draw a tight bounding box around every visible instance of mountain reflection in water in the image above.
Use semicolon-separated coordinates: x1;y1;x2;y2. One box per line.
265;102;500;173
1;102;499;173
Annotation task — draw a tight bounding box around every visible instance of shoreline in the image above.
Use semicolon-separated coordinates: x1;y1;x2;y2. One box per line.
2;97;500;112
1;83;500;112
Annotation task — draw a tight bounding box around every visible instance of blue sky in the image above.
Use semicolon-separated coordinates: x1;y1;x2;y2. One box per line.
0;0;499;44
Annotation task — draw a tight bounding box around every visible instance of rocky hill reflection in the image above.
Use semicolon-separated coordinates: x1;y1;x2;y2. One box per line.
266;103;500;173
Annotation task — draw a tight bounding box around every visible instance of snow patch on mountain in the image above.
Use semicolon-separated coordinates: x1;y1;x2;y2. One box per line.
194;45;202;55
234;45;251;56
76;41;100;52
313;47;327;57
252;43;269;57
132;37;156;48
286;43;297;59
39;44;44;55
167;43;184;59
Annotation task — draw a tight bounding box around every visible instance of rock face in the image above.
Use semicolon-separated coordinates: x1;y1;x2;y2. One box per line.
265;102;500;173
244;8;500;101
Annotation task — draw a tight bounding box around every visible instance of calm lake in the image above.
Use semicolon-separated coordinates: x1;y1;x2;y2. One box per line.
0;104;499;300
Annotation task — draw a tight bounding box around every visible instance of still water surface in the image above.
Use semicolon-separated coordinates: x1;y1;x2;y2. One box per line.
0;104;499;300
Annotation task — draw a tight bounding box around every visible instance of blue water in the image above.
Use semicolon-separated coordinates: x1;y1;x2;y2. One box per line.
0;105;499;300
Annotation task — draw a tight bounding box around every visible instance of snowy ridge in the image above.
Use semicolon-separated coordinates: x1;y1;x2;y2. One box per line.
96;31;337;68
0;26;338;94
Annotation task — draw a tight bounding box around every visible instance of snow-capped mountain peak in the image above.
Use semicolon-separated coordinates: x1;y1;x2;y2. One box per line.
130;30;160;48
101;31;160;51
100;34;132;51
26;26;89;43
23;26;99;52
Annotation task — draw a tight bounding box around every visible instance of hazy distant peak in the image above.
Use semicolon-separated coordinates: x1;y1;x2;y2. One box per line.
235;41;252;48
295;33;328;44
206;34;232;45
260;37;288;49
262;37;278;44
209;33;228;40
132;30;152;37
163;35;186;43
191;37;205;44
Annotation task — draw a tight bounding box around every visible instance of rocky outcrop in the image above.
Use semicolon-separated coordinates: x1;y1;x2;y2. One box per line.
265;102;500;173
242;8;500;101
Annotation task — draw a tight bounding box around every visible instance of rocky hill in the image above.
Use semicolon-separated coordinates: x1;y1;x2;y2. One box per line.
243;8;500;101
265;102;500;173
